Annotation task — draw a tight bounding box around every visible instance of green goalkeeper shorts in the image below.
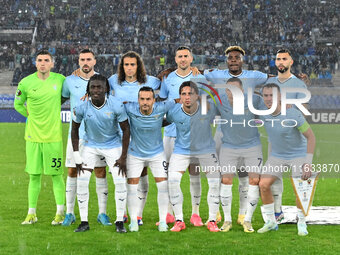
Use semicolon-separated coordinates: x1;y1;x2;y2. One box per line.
25;141;64;175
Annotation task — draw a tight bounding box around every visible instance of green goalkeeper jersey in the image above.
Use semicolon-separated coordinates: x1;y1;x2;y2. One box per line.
14;72;66;143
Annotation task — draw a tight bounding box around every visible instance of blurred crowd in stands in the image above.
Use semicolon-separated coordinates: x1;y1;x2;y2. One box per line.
0;0;339;86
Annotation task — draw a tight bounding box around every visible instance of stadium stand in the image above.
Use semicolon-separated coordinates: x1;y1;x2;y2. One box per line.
0;0;339;108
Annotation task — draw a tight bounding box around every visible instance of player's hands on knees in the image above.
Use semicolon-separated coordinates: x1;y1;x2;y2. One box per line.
115;157;127;177
301;163;312;180
72;68;81;77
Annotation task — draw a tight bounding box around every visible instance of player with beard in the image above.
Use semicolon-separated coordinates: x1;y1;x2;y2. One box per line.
124;87;176;232
62;49;110;227
262;49;309;223
108;51;162;225
160;46;210;227
265;49;308;100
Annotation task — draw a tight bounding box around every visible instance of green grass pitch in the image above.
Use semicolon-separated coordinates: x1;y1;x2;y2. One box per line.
0;123;339;255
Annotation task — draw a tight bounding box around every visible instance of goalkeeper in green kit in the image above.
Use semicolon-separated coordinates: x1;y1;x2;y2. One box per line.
14;50;66;225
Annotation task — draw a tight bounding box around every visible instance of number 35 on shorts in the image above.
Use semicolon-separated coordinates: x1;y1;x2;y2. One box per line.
51;158;62;168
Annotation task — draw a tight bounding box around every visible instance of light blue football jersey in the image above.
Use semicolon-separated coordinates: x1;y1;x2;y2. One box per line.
73;96;127;149
215;91;262;149
124;100;175;158
265;75;307;99
204;69;268;91
259;107;308;160
160;70;207;137
166;101;216;155
62;75;92;139
108;74;160;102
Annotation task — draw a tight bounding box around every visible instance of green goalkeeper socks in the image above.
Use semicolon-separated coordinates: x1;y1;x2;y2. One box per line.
52;175;65;206
28;174;42;208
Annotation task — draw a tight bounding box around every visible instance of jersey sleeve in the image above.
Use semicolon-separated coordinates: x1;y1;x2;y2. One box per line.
115;102;128;123
203;69;217;81
292;109;310;132
147;75;161;90
163;100;176;112
296;80;308;99
14;81;28;117
62;78;70;98
253;71;268;85
159;78;169;99
166;107;174;123
73;103;84;124
108;74;117;95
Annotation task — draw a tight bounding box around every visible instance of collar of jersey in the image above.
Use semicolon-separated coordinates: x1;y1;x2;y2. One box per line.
277;74;293;83
228;70;244;78
181;103;199;116
124;79;138;84
175;70;193;79
78;71;99;81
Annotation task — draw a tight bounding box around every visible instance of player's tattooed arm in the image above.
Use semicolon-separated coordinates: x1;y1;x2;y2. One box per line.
116;120;130;177
157;67;176;81
72;68;81;77
71;120;83;174
295;73;311;86
191;66;204;75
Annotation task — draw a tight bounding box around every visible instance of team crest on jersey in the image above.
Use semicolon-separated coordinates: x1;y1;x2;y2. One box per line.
105;112;113;117
16;89;22;96
53;85;57;90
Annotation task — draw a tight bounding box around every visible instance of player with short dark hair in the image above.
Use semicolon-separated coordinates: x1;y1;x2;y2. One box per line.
263;48;310;222
124;87;177;232
72;74;130;233
258;84;315;236
167;81;221;232
159;46;211;227
62;49;112;227
215;77;264;233
15;50;66;225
